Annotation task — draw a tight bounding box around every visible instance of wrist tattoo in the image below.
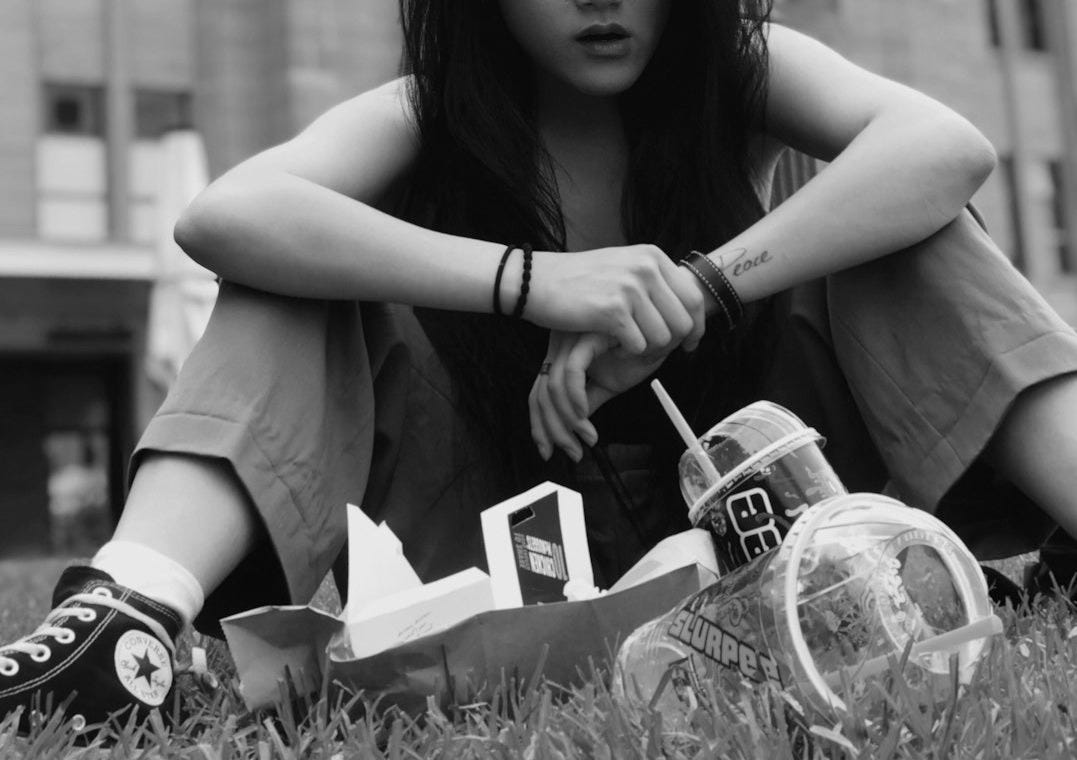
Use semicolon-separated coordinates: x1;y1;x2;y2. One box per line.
722;247;772;277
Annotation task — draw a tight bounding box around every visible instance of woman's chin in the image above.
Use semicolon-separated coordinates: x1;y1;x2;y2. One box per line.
565;69;645;99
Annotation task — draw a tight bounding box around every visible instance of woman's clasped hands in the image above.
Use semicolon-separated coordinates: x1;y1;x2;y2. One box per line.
525;244;707;462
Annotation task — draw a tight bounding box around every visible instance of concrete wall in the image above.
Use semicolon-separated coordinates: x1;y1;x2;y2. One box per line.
286;0;402;129
331;0;402;98
38;0;193;87
38;0;106;83
0;0;39;236
129;0;195;89
193;0;401;175
193;0;290;175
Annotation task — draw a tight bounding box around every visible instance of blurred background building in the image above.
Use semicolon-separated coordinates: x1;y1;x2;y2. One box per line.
0;0;1074;557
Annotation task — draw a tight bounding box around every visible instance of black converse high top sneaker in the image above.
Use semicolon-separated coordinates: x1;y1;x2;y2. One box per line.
0;566;183;733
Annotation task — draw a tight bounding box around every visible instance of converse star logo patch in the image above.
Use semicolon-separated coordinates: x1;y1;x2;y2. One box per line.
113;630;172;706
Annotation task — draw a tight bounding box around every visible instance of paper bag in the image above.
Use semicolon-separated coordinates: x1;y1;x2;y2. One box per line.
324;562;714;716
221;605;341;707
222;485;718;714
222;562;713;713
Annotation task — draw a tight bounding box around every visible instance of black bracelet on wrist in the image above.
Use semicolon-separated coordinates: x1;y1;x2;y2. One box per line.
511;243;534;319
493;243;519;316
692;250;744;320
679;249;744;331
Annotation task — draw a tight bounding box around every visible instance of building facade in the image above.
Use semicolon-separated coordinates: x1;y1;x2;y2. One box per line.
0;0;1074;557
0;0;401;556
781;0;1077;321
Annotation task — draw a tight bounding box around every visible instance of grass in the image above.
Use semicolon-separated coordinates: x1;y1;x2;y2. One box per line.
1;557;1076;758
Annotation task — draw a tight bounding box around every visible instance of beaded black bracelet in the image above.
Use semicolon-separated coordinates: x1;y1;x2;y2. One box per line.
679;249;744;331
511;243;534;319
492;243;518;316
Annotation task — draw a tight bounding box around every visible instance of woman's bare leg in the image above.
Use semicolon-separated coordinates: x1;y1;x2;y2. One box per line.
112;452;258;594
0;452;261;731
986;374;1077;544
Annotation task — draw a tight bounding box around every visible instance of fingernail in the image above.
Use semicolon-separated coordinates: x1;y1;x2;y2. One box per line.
538;443;551;461
579;427;598;447
571;447;583;463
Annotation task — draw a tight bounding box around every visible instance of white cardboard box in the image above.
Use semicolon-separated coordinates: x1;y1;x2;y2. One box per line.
345;567;494;658
341;505;494;659
480;481;594;608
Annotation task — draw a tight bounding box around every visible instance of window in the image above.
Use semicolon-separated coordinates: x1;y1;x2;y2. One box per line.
38;85;195;241
986;0;1047;51
1024;0;1047;51
43;84;105;136
129;90;193;243
44;86;193;139
1048;160;1072;273
986;0;1000;45
38;83;108;241
135;90;193;139
1000;156;1027;271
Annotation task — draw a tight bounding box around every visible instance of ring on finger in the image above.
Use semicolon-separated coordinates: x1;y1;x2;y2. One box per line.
539;361;552;375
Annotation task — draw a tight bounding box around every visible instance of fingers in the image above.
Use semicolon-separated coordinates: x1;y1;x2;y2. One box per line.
552;336;601;445
530;372;585;462
617;248;702;356
561;346;592;420
624;295;671;356
530;245;705;356
662;261;707;352
530;333;602;462
530;333;583;461
644;279;698;354
562;337;606;436
609;317;649;356
529;332;562;461
528;379;553;461
545;348;579;423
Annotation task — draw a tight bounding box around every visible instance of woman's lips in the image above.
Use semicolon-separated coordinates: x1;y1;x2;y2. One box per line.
575;24;632;58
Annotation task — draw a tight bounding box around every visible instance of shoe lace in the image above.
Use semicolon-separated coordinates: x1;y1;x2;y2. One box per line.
0;589;177;676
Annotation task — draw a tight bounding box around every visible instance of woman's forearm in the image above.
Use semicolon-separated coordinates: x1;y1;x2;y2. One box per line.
174;169;508;309
174;168;709;350
701;111;997;307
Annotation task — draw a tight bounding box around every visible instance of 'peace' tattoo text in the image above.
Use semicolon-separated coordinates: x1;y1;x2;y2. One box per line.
717;247;773;277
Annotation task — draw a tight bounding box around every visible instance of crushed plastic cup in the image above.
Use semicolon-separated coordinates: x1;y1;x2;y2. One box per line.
769;493;1001;716
678;401;846;572
615;493;1002;725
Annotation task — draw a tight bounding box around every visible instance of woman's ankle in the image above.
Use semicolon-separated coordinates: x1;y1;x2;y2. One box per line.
91;540;205;625
115;452;258;601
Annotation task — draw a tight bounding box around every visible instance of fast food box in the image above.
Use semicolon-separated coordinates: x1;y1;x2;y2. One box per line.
220;482;717;713
481;482;593;607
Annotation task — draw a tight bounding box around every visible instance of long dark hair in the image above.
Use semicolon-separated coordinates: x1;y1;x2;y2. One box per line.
395;0;776;487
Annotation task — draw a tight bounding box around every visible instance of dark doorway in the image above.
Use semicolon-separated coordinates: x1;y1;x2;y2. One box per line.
0;354;131;558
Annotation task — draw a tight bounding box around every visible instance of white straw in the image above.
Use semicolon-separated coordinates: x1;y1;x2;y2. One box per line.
822;614;1004;688
650;379;722;483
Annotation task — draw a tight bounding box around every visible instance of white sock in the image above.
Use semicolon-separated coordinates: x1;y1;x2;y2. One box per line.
91;540;206;627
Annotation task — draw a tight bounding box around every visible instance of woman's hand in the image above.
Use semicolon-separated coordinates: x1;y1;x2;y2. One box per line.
528;330;669;462
525;245;706;356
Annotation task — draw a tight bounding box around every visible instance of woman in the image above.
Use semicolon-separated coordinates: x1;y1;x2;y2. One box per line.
3;0;1077;731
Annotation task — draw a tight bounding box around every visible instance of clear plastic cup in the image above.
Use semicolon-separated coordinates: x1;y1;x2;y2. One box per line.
678;401;846;572
768;493;1000;716
618;493;1002;723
